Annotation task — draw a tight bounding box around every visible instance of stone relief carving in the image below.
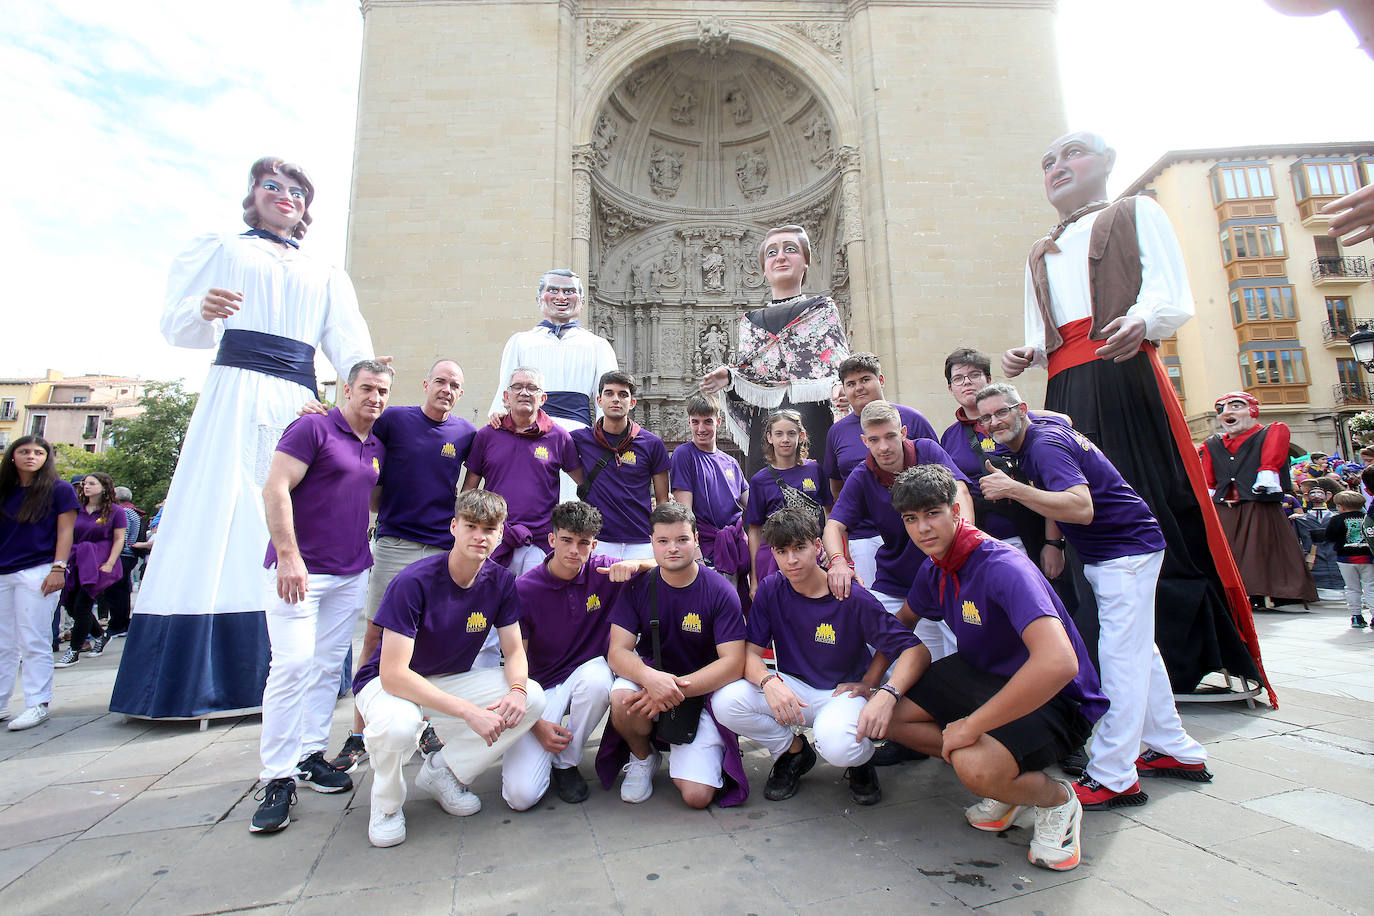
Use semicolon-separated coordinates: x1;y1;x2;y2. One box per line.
648;145;684;199
724;86;752;125
623;58;666;97
658;326;684;372
801;114;834;170
700;321;730;371
596;198;655;250
784;22;843;63
585;20;638;61
590;114;618;169
701;246;726;291
762;63;800;99
698;17;730;58
774;200;831;248
658;242;684;289
735;148;769;200
669;83;698;125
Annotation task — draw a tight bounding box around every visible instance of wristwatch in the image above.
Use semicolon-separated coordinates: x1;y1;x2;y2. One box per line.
1045;538;1067;550
50;561;67;571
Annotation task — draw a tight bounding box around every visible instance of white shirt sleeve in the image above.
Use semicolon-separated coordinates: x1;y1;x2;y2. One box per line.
160;234;227;349
1127;197;1195;341
591;336;619;421
489;333;522;417
317;267;375;379
1022;260;1049;368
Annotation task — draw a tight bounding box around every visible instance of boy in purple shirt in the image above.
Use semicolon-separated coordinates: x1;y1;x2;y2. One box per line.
570;371;670;560
824;353;938;588
354;489;547;848
464;367;583;577
976;383;1210;811
885;464;1103;872
713;508;922;805
502;501;656;810
670;396;749;570
252;360;391;835
606;502;747;808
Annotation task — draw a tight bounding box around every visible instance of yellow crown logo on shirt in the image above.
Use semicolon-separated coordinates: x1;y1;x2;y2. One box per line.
622;451;637;464
586;594;601;613
980;437;996;452
1073;432;1093;453
441;442;457;458
962;600;982;626
372;457;380;473
802;478;816;491
725;468;735;481
465;611;488;633
534;445;550;461
814;622;836;645
681;612;702;634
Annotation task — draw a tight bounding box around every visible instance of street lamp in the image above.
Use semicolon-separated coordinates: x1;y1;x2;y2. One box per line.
1350;325;1374;372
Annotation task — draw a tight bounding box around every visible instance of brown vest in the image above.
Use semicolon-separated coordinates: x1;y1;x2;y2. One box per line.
1028;197;1144;354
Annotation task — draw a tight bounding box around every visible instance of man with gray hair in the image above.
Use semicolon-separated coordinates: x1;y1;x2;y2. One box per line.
489;269;618;500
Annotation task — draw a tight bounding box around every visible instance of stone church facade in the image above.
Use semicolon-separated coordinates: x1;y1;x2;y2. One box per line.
348;0;1062;442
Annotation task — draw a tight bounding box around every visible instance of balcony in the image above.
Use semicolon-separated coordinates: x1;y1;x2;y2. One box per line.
1312;256;1370;286
0;408;15;422
1225;256;1287;284
1298;195;1340;227
1334;382;1372;407
1322;319;1359;349
1245;383;1309;406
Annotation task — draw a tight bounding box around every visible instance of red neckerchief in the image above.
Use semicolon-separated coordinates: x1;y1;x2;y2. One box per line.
930;518;988;604
865;439;918;488
592;418;641;465
1220;422;1263;455
500;409;554;439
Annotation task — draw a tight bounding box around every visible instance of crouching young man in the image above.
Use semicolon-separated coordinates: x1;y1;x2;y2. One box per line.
353;490;547;848
885;465;1106;872
712;508;923;806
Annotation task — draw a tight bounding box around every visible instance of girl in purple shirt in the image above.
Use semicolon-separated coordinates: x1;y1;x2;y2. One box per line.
55;472;126;668
746;410;830;595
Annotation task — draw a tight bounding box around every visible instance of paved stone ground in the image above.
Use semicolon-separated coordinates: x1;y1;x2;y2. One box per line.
0;600;1370;915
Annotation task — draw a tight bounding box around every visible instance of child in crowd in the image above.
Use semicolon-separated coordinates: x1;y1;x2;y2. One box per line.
1324;490;1373;628
744;410;830;596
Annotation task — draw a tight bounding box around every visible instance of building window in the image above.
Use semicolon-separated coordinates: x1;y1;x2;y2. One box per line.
1338;358;1364;390
0;398;14;421
1293;162;1360;200
1220;225;1286;264
84;444;96;453
1327;296;1354;336
71;395;88;403
1239;349;1308;387
29;415;45;437
0;433;8;449
1228;286;1296;324
1166;365;1184;401
1210;165;1274;203
83;415;101;438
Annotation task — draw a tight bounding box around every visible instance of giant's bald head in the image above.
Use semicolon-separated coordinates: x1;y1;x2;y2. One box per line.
1040;131;1116;220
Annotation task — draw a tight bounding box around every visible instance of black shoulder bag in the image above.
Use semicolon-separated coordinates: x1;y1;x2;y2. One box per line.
648;570;707;745
576;427;629;502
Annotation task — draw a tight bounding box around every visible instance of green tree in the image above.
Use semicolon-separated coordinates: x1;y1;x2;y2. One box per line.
54;443;107;482
101;380;198;511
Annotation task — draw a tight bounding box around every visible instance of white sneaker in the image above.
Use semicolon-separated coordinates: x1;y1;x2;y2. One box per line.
8;704;49;731
964;797;1028;832
415;752;481;816
1028;778;1083;872
368;807;406;847
619;751;661;804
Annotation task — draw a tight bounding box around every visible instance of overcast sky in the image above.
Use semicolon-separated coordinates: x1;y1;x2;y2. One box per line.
3;0;1371;389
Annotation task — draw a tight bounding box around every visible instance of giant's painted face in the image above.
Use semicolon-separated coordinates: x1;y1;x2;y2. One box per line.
1041;132;1113;217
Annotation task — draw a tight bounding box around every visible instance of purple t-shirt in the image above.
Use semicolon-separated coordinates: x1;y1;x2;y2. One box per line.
517;553;628;687
747;576;918;687
744;460;832;528
823;405;937;538
72;500;128;546
669;443;747;530
0;481;80;574
354;554;521;691
265;408;383;576
466;422;579;539
940;418;1018;540
608;565;746;677
1006;420;1165;564
373;406;476;548
571;427;670;544
829;439;969;598
907;537;1107;724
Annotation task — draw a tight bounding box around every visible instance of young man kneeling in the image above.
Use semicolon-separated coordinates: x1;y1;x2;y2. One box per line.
885;465;1105;872
354;490;547;848
713;508;923;805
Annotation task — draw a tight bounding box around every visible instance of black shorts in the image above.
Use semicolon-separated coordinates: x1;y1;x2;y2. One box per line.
907;654;1093;773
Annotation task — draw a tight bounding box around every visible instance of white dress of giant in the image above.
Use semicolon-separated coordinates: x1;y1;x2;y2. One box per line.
113;233;373;719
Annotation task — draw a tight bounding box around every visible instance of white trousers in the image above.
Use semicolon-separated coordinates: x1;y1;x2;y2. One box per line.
366;536;447;620
611;677;724;788
850;536;881;594
1083;551;1206;791
358;668;546;816
1338;561;1374;617
259;571;367;781
501;657;613;810
472;544;548;670
597;541;654;561
711;677;874;767
0;563;60;709
552;416;589;503
875;589;957;662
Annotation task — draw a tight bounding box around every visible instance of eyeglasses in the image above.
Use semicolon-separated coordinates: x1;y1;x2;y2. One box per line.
950;372;986;386
508;383;543;393
975;403;1022;426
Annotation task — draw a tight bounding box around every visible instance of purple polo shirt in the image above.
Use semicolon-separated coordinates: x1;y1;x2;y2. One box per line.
466;421;579;540
829;439;969;598
571;427;670;544
669;443;747;530
744;460;832;528
373;406;477;548
518;553;628;687
353;554;521;691
747;576;918;687
824;404;937;538
608;565;746;677
1005;420;1165;564
0;481;80;574
907;537;1107;724
941;418;1019;540
265;407;383;576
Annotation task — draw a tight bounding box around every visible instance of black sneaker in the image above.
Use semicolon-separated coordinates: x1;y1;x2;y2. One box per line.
1059;745;1088;777
551;765;590;804
418;723;444;757
871;741;929;767
329;734;368;774
249;777;297;833
295;751;352;794
764;736;817;801
1352;614;1368;629
846;762;882;805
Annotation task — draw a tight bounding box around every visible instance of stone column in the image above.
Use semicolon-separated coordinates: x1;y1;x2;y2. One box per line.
572;145;596;280
837;145;882;367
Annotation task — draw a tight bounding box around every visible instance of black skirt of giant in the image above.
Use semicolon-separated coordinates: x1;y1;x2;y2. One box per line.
1045;351;1263;692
